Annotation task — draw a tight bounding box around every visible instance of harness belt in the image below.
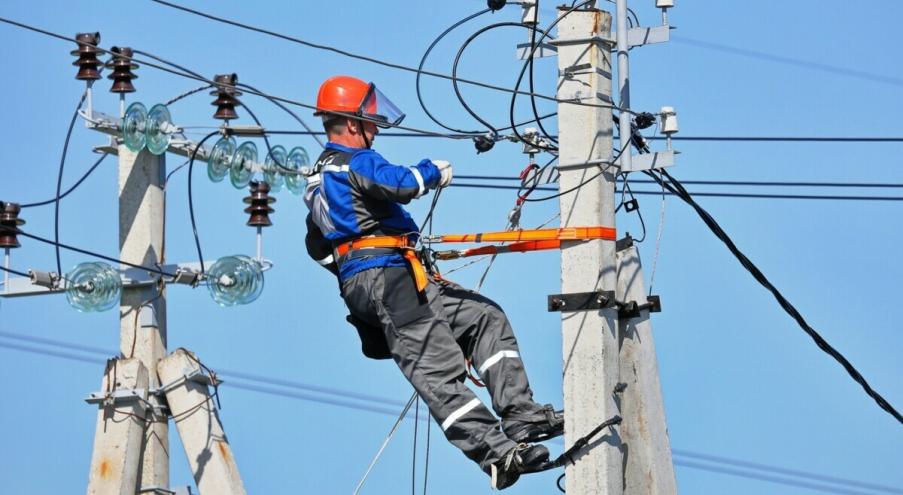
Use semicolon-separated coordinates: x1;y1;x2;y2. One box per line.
335;235;429;293
428;226;617;260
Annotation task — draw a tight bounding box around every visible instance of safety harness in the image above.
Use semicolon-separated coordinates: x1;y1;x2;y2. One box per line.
333;226;617;295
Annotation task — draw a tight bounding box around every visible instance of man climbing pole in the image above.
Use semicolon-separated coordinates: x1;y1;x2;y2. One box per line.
303;75;564;490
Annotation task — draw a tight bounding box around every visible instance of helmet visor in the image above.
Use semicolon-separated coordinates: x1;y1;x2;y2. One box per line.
360;84;405;128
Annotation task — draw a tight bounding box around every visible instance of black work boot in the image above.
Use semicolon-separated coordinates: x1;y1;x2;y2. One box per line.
488;443;550;490
502;404;565;443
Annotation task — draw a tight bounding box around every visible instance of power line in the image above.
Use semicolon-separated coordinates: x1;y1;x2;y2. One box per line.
19;153;109;208
147;0;640;115
0;17;475;141
671;35;903;88
456;175;903;189
0;334;898;495
449;182;903;202
0;225;176;277
647;169;902;425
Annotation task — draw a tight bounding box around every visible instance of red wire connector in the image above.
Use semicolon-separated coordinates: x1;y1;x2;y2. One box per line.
244;181;275;227
71;32;103;81
106;46;138;93
211;73;241;121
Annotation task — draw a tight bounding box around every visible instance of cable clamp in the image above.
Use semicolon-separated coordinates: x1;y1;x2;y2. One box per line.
171;267;201;287
618;295;662;319
29;270;61;289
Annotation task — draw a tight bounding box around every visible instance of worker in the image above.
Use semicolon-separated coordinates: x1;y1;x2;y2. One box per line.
303;75;563;490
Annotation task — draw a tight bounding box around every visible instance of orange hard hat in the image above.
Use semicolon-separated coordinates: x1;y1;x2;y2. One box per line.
315;75;405;127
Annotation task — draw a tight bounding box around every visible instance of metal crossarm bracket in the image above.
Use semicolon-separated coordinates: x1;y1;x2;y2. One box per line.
516;41;557;59
548;290;617;312
618;295;662;318
85;388;149;407
619;150;676;173
157;367;221;395
626;25;671;47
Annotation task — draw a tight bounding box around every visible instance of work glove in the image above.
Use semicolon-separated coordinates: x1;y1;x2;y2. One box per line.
434;160;453;188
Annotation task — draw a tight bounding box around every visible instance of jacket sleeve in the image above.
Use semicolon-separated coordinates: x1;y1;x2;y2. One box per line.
348;150;441;204
305;213;338;276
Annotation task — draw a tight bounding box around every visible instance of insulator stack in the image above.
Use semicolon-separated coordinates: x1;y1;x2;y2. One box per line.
211;73;241;121
0;202;25;249
71;32;103;81
243;181;275;227
106;46;138;93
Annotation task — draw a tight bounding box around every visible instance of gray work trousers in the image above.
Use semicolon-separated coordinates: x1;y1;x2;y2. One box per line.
341;265;543;470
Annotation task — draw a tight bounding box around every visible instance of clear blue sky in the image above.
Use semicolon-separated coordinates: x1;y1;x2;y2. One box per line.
0;1;901;493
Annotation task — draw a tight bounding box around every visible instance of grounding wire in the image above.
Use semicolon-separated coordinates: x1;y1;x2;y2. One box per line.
187;131;220;276
3;333;901;494
20;153;109;208
53;91;87;281
146;0;639;115
416;7;492;134
646;169;903;425
451;21;552;138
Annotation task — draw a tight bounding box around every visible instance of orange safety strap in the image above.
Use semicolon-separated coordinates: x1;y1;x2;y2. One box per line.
431;226;616;244
334;235;428;293
434;239;564;260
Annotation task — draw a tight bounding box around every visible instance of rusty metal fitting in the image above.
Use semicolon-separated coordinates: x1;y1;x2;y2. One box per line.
106;46;138;93
243;181;275;227
70;32;103;81
0;202;25;249
210;73;242;121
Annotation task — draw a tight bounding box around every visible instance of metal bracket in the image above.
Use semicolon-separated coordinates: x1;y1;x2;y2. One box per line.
618;295;662;319
85;388;148;407
516;42;557;59
548;290;616;312
626;25;671;48
550;35;615;47
158;367;221;395
139;486;193;495
619;150;676;173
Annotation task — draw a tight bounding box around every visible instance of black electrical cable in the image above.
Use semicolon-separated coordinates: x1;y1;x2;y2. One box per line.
452;22;551;137
418;187;443;234
237;102;274;160
0;226;176;277
527;0;558;145
416;7;491;134
187;131;220;276
645;169;903;425
53;92;87;280
510;0;594;151
20;153;108;208
456;175;903;189
144;1;639;115
451;182;903;202
0;265;31;278
621;177;647;242
237;82;325;149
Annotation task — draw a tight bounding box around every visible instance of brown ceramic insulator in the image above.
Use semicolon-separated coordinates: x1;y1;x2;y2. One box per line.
210;73;242;121
0;202;25;249
106;46;138;93
70;32;103;81
243;181;276;227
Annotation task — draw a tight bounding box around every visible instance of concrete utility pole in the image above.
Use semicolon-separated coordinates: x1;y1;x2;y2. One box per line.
119;145;169;488
617;240;677;493
555;6;623;495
